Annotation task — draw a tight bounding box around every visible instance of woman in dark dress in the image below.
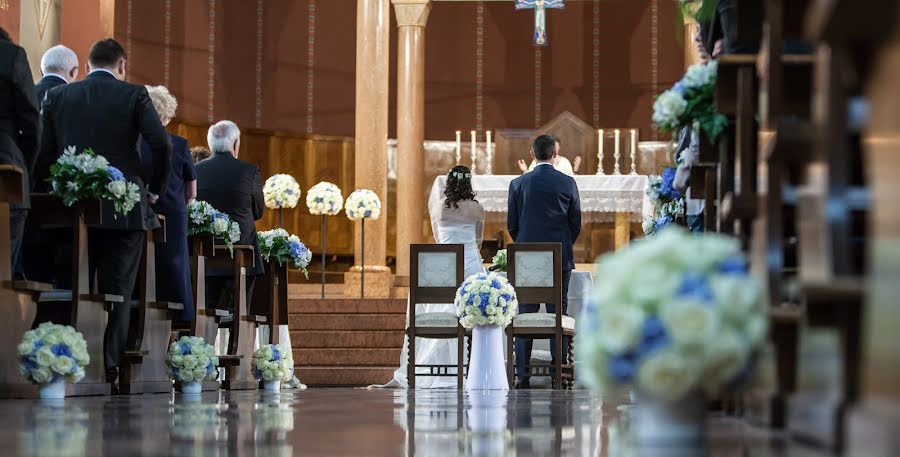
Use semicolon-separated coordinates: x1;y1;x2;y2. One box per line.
141;85;196;323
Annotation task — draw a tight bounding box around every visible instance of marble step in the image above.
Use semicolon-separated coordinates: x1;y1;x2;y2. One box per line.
288;313;407;331
293;348;399;366
288;298;408;314
290;330;404;348
295;366;396;387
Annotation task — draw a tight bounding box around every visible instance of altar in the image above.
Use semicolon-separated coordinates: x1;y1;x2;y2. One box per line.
428;174;653;250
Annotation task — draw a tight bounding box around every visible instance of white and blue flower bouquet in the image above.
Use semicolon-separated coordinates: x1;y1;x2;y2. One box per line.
455;272;519;328
187;199;241;252
166;336;219;385
344;189;382;221
48;145;141;217
489;249;508;272
251;344;294;387
258;228;313;278
263;174;301;209
642;168;684;236
577;228;767;403
18;323;89;386
652;60;727;142
306;181;344;216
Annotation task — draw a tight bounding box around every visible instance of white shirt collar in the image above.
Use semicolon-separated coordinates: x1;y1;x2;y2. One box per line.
44;73;68;83
534;161;554;167
89;68;117;78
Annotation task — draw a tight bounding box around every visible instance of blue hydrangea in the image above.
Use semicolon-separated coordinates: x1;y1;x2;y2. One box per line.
50;344;72;358
673;81;686;96
659;167;682;200
637;317;669;356
717;256;748;275
654;215;673;231
676;272;715;303
609;353;637;382
107;166;125;182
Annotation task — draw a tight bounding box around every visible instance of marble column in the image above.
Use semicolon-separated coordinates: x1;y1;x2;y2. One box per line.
347;0;391;297
392;0;431;281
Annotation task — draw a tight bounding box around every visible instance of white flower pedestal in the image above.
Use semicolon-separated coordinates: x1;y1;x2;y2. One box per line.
264;380;281;393
466;325;508;391
181;380;202;395
633;393;706;445
38;379;66;399
467;391;508;455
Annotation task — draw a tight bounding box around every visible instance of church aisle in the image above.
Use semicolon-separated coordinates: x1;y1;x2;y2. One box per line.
0;388;836;456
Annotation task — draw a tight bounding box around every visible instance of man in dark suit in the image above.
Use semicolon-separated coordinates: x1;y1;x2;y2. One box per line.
0;27;39;274
38;38;171;389
195;120;264;314
507;134;582;388
36;45;78;105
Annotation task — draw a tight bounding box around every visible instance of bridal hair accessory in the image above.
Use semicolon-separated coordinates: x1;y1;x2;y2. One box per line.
450;171;471;181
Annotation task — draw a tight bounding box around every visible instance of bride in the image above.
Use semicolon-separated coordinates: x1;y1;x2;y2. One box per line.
375;166;485;388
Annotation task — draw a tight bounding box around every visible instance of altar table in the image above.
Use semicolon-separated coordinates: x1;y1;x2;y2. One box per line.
429;174;652;249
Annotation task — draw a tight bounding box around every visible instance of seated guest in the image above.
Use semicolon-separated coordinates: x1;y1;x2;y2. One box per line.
140;85;197;322
517;137;581;176
36;45;78;104
195;121;264;313
191;145;211;163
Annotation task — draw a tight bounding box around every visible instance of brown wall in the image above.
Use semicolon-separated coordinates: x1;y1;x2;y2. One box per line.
115;0;684;143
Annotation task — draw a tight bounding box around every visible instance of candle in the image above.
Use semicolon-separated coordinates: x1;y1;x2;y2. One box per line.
597;129;604;175
470;130;477;173
485;130;493;175
629;129;638;175
455;130;461;164
613;129;621;175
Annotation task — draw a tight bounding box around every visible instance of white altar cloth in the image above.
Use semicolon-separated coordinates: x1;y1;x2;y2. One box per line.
429;175;652;223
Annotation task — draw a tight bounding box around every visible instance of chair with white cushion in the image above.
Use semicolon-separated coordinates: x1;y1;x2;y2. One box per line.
505;243;575;389
408;244;466;389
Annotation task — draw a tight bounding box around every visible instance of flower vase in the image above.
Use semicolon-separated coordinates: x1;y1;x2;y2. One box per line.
633;393;706;445
264;379;281;393
181;380;202;395
320;215;327;299
38;378;66;399
466;325;509;391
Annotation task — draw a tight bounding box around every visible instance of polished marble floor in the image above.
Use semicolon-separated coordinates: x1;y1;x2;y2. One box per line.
0;388;834;457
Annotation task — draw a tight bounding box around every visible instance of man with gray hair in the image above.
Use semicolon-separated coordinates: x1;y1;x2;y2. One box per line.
36;45;78;103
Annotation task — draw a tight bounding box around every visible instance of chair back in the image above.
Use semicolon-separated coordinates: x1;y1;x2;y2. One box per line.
507;243;562;308
409;244;465;322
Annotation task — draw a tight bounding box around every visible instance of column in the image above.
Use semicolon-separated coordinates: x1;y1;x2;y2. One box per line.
347;0;391;297
392;0;431;281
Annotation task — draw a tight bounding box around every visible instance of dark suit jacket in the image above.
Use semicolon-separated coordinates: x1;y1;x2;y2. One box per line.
195;152;265;276
0;38;39;209
38;71;170;230
35;74;66;108
140;133;195;216
507;164;582;271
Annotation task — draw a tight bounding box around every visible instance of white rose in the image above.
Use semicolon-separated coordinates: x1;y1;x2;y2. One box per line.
212;218;228;233
627;264;680;307
637;349;699;401
711;275;761;321
652;90;687;125
660;299;720;347
642;218;655;234
170;354;184;367
35;346;55;367
193;368;208;381
51;356;74;375
263;370;275;381
742;313;768;347
43;332;61;345
68;367;85;384
17;341;33;356
597;305;645;354
107;180;127;197
182;355;198;369
32;367;53;384
702;330;748;394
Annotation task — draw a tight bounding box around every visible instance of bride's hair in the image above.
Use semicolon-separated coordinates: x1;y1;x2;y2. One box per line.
444;165;477;209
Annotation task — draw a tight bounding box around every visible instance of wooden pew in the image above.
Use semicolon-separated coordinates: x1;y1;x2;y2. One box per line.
29;194;121;396
250;260;288;345
0;166;52;398
119;215;184;394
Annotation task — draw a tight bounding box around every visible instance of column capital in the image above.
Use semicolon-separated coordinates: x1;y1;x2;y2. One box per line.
392;0;431;28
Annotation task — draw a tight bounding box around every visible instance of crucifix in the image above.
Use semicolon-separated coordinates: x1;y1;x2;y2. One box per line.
515;0;565;46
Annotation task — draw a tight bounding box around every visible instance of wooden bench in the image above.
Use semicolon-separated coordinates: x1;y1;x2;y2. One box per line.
250;259;289;345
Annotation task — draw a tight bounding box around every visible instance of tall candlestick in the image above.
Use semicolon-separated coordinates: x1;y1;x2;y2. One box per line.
629;129;638;175
613;129;621;175
470;130;477;173
455;130;461;164
597;129;604;175
485;130;493;175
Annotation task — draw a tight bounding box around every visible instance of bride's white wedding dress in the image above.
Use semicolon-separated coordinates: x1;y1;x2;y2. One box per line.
375;199;485;388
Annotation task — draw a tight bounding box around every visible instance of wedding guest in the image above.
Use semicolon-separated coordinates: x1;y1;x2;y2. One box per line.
195;120;264;313
140;85;196;322
36;45;78;103
191;145;211;163
517;137;581;176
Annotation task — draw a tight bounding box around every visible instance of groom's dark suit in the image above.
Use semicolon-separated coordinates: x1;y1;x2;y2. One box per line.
507;162;581;381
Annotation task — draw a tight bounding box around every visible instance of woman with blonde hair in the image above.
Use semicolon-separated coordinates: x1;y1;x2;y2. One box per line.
141;85;197;324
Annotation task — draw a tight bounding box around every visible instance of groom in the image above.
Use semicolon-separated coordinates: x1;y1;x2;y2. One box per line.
507;134;582;388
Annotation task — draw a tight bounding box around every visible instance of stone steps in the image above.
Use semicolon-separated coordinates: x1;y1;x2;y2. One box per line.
295;366;396;387
288;298;408;314
289;313;407;331
293;348;399;366
289;330;404;348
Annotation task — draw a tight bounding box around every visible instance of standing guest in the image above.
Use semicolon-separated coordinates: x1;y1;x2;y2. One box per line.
517;137;581;176
195;120;264;313
0;27;39;274
38;38;171;392
140;85;196;323
36;45;78;104
190;145;212;163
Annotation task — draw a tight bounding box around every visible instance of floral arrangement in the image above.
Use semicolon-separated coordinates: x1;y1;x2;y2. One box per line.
258;228;313;278
344;189;382;221
642;168;684;236
48;146;141;217
306;181;344;216
251;344;294;383
19;406;89;457
171;403;225;438
455;272;519;328
166;336;219;383
187;199;241;252
577;228;767;402
490;249;507;272
253;402;295;432
263;174;301;209
652;60;727;142
17;323;89;385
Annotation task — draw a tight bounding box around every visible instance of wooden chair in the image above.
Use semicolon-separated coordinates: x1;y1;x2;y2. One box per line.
0;166;52;398
505;243;574;389
407;244;466;389
251;259;289;345
119;215;184;394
